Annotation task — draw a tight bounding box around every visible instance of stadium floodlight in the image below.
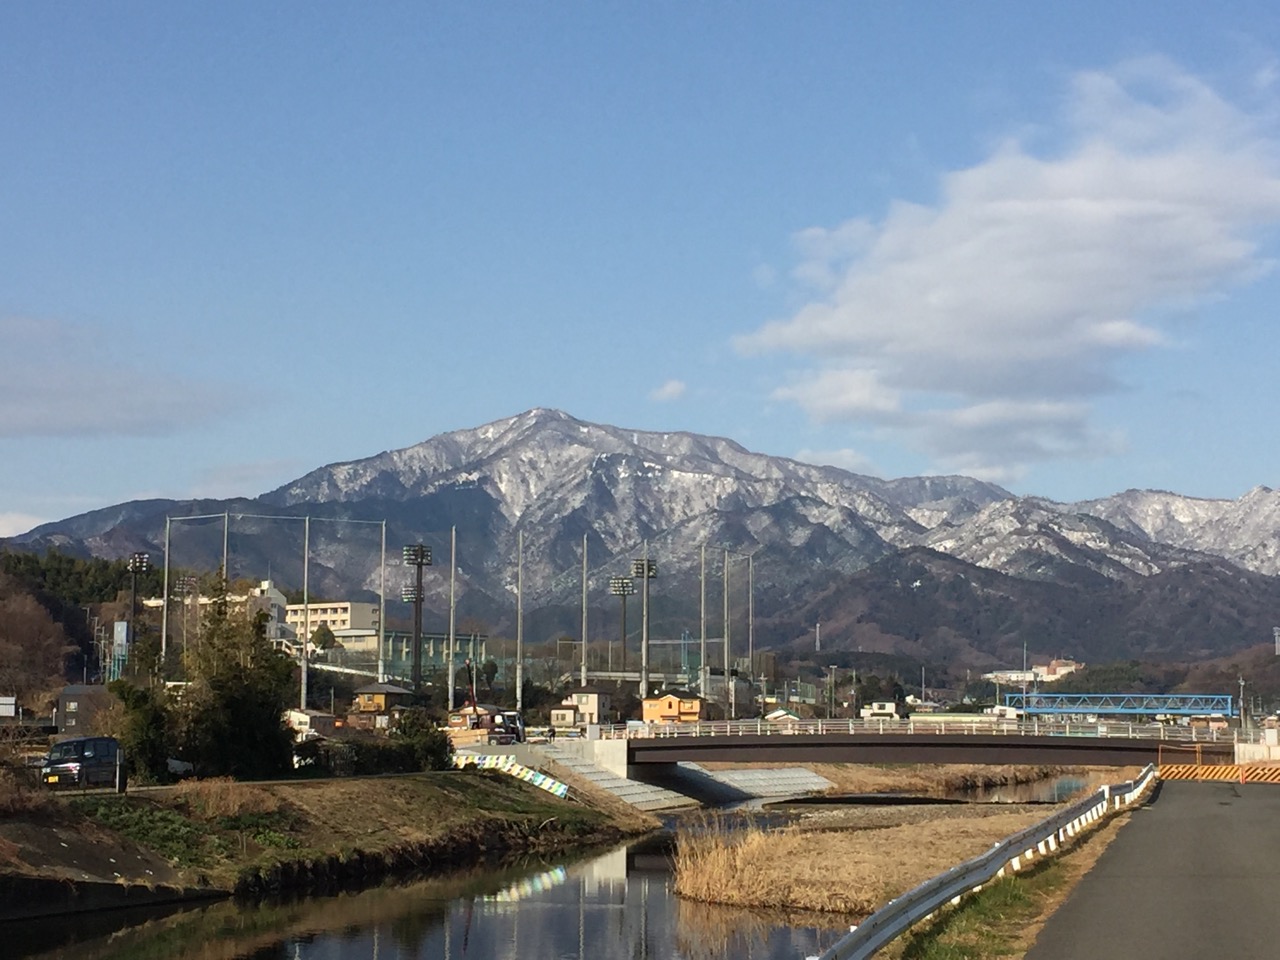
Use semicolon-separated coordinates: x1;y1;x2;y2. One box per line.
630;557;657;698
608;576;636;671
402;545;432;690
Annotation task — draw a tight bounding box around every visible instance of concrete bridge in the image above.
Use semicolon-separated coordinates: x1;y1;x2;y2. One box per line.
562;719;1242;782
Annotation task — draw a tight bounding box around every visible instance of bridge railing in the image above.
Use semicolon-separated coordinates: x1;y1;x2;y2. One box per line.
598;718;1255;744
811;764;1158;960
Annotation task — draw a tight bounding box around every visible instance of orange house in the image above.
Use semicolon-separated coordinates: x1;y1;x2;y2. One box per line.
641;693;706;724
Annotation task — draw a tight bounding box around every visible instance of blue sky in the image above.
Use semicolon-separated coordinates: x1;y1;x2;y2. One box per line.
5;2;1280;537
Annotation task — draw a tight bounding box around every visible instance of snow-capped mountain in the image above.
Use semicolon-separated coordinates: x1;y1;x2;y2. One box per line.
7;408;1280;662
1069;486;1280;577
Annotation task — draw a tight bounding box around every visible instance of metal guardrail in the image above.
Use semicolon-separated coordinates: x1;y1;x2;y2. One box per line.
598;718;1254;744
808;764;1158;960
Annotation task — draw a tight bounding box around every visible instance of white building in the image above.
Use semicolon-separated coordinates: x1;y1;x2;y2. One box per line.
145;579;292;642
285;600;380;637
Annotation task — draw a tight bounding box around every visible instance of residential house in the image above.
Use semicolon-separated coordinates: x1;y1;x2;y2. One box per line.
641;692;706;724
55;684;114;734
347;682;414;731
552;687;611;728
285;708;337;740
351;682;414;714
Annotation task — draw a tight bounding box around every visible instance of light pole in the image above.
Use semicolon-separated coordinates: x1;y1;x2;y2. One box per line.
829;664;838;719
721;549;756;718
176;575;198;671
609;576;635;674
402;544;432;691
631;554;657;700
128;552;149;667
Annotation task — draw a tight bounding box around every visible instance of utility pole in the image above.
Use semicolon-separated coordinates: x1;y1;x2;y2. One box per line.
516;531;524;712
580;534;588;689
700;543;707;699
301;518;309;709
448;527;456;708
1239;675;1247;731
723;548;732;719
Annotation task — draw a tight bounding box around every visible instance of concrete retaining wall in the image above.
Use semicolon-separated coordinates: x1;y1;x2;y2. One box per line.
0;874;223;922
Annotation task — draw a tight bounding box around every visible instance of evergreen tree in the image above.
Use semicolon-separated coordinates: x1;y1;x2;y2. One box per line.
108;679;171;783
173;582;295;780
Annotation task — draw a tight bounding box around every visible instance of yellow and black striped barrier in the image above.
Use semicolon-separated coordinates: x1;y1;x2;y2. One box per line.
1159;764;1280;783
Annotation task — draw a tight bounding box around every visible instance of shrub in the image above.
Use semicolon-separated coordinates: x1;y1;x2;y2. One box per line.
172;777;281;820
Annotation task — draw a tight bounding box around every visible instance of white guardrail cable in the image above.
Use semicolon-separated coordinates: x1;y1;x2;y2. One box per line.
805;764;1159;960
598;718;1252;744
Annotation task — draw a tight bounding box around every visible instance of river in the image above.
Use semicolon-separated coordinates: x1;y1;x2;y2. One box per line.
12;777;1091;959
11;833;848;960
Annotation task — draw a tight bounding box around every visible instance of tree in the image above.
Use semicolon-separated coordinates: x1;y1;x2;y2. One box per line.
482;658;498;696
0;572;74;711
172;585;295;780
391;706;454;771
108;679;171;783
311;623;337;651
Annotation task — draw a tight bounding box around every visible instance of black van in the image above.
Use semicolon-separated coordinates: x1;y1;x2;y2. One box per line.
40;736;123;789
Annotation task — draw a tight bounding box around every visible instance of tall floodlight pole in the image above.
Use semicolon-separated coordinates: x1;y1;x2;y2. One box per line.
580;534;588;689
700;544;707;699
222;512;229;580
609;576;634;674
160;518;171;663
632;549;656;700
402;544;432;691
516;531;524;712
301;518;310;709
723;549;732;719
747;554;754;684
378;522;386;682
448;526;457;709
128;552;149;671
177;575;197;670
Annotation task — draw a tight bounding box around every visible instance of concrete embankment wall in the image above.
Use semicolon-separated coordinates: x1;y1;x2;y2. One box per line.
0;874;224;922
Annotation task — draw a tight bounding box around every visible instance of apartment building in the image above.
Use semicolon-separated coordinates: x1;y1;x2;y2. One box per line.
285;600;380;636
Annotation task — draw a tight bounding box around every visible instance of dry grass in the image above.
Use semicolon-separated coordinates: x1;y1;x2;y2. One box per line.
0;833;25;868
674;807;1048;917
170;777;282;820
0;767;56;818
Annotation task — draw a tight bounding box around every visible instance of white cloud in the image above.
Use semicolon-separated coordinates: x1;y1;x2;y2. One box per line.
650;379;687;402
0;512;46;538
737;57;1280;477
0;316;247;438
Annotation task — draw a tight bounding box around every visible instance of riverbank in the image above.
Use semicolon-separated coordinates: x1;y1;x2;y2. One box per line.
0;769;658;917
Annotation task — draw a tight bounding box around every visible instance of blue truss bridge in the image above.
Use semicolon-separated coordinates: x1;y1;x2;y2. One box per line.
1003;692;1235;717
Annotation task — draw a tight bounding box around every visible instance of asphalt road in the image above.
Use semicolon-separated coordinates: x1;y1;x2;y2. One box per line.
1025;780;1280;959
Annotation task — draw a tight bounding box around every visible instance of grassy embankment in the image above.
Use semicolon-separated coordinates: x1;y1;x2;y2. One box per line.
0;766;658;896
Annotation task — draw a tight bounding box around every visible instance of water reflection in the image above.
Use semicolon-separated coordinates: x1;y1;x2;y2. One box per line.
13;838;847;960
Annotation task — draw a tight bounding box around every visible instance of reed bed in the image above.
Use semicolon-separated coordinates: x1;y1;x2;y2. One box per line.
673;807;1047;917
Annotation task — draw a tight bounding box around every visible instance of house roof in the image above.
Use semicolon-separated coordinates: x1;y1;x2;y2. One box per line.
644;690;702;702
354;682;413;695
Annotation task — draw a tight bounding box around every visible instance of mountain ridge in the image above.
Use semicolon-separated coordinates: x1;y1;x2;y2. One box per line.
7;408;1279;665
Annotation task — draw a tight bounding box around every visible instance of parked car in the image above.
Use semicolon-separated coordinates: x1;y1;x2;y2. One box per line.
40;735;123;789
